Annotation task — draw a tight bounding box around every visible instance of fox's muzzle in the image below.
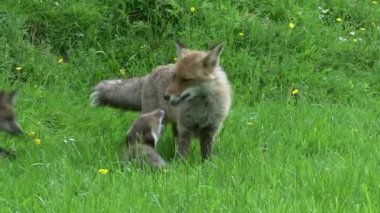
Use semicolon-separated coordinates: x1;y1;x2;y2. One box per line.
168;93;190;106
11;127;23;135
4;121;23;135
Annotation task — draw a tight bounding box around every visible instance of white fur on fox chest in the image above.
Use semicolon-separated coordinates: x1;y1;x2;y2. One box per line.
177;74;231;132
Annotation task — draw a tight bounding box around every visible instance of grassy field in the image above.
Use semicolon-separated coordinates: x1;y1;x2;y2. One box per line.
1;0;379;211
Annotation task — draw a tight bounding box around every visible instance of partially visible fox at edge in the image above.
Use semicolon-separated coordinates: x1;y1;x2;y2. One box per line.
91;42;232;160
0;91;23;158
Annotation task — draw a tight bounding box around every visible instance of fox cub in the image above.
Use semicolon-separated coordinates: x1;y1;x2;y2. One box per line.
122;109;167;169
0;90;23;158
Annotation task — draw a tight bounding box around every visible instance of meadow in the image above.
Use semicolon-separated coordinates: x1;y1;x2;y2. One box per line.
0;0;379;211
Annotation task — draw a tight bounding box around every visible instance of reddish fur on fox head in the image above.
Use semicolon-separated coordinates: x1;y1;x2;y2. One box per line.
165;42;225;104
0;91;22;135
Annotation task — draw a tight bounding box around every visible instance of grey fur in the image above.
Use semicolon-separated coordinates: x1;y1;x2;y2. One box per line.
90;78;145;110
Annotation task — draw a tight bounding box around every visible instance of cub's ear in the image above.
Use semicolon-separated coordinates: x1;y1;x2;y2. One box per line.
203;42;225;68
175;40;190;59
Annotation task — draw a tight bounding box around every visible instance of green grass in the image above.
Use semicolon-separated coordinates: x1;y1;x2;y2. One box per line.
1;0;379;211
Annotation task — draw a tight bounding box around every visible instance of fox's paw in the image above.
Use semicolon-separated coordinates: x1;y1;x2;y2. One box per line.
0;148;16;160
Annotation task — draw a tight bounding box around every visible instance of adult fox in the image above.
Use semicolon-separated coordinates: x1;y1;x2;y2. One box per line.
91;42;232;160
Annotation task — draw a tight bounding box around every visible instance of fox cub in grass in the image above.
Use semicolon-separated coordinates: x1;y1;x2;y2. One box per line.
0;91;23;158
122;109;167;169
92;42;232;160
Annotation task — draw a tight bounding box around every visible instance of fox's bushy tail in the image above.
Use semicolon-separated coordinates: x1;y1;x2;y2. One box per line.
90;77;145;111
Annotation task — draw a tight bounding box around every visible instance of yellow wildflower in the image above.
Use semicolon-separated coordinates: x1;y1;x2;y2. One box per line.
58;57;64;64
15;67;23;71
247;121;254;126
34;138;41;145
29;131;36;138
353;38;358;42
190;6;196;13
119;68;126;75
239;32;244;37
289;22;296;29
98;168;109;175
336;17;343;22
292;88;300;96
173;57;177;61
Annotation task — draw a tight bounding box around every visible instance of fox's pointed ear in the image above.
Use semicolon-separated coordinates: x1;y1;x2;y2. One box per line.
175;40;189;59
203;42;225;68
6;91;19;105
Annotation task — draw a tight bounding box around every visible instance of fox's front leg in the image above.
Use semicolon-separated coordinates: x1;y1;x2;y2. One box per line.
199;129;217;160
176;128;191;159
172;124;178;139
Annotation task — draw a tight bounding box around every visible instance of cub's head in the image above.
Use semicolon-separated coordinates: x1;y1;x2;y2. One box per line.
0;91;22;135
126;109;165;148
164;42;225;106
